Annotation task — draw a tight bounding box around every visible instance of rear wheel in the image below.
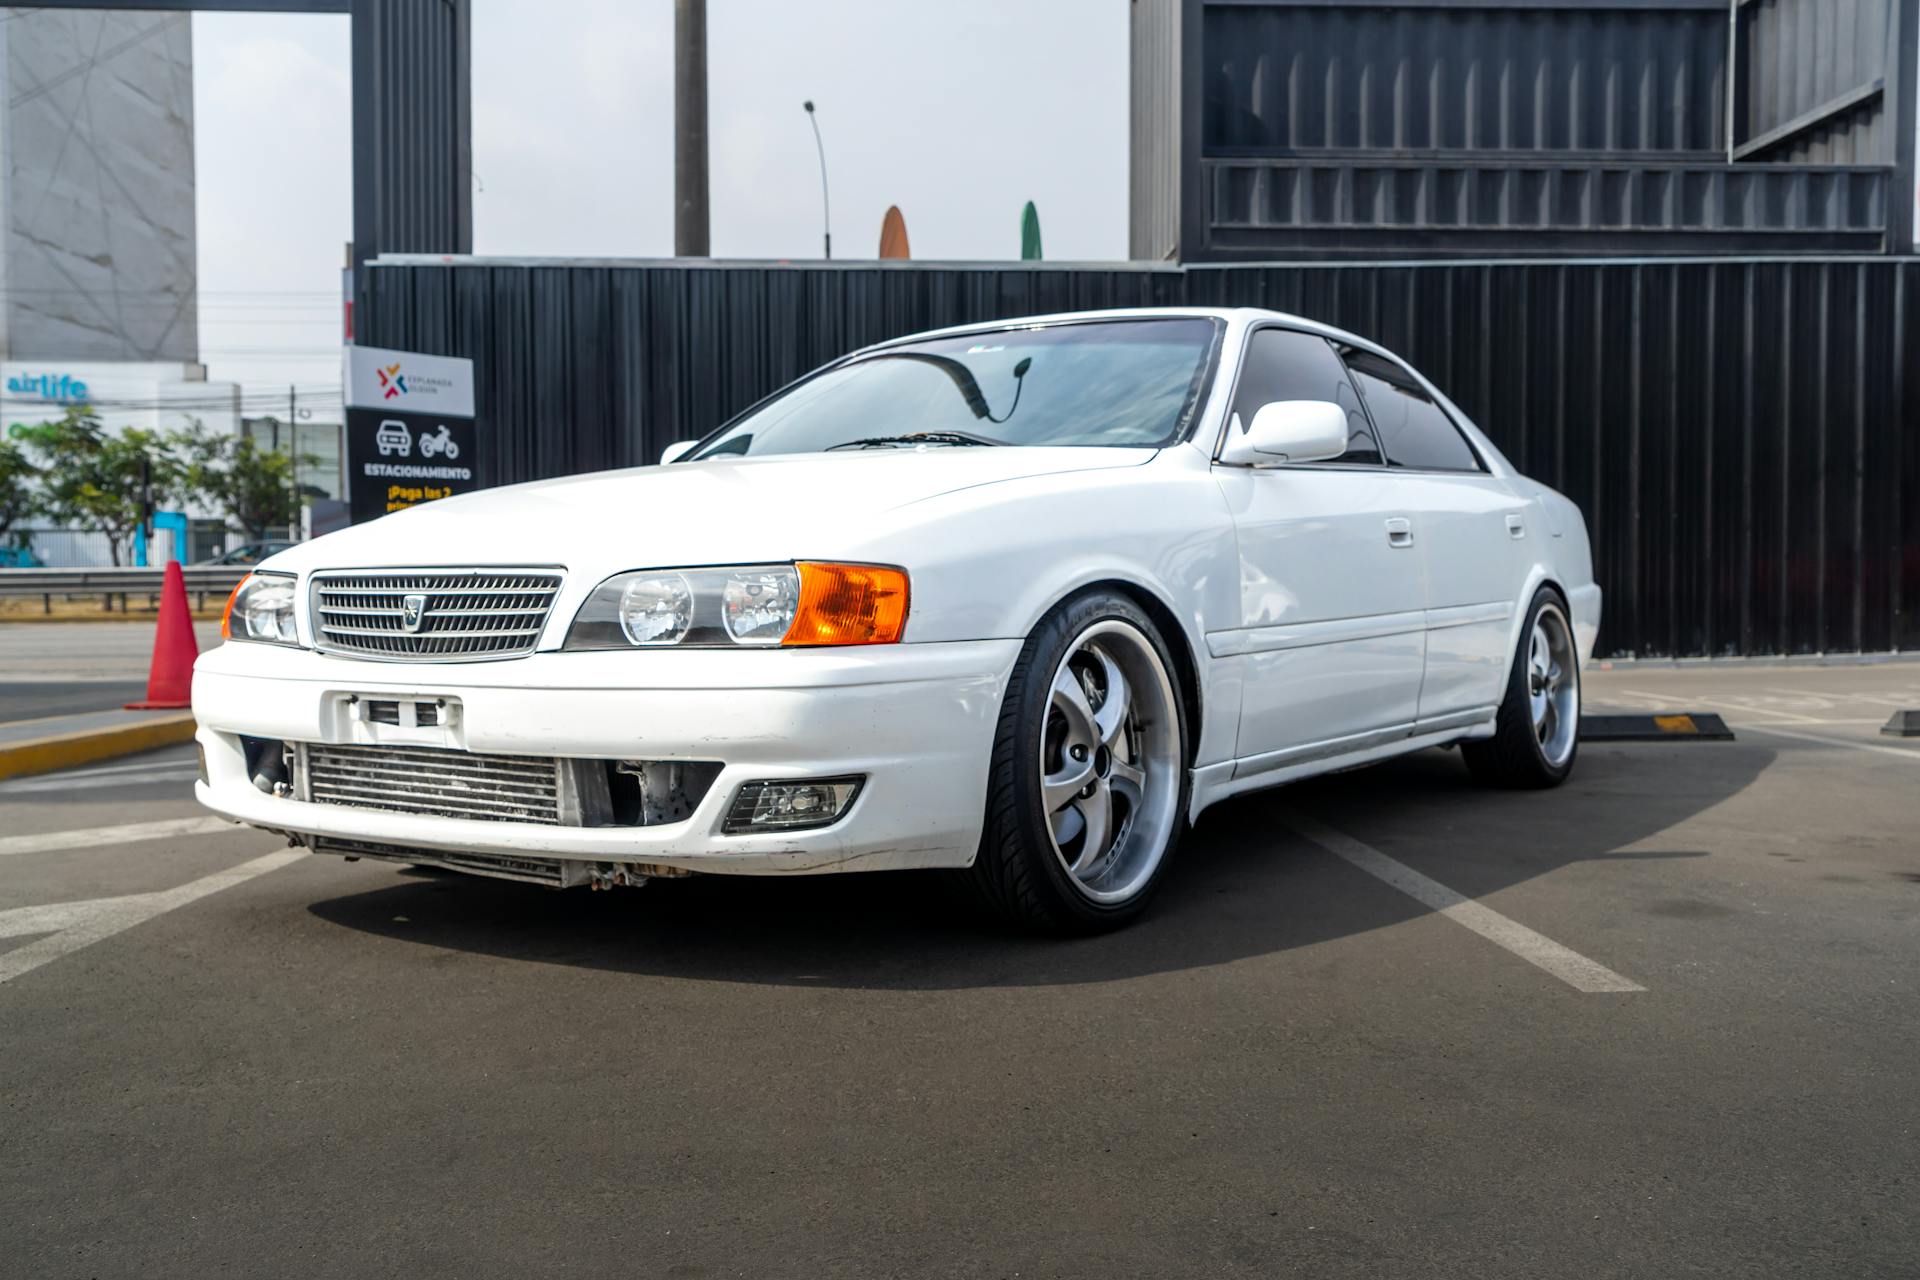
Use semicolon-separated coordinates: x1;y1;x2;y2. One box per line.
961;591;1189;933
1463;587;1579;789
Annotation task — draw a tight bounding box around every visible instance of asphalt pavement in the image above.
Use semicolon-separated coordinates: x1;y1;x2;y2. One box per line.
1;632;1917;1278
0;621;222;724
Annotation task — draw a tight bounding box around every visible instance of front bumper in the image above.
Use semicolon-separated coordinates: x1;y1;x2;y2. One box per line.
192;639;1021;876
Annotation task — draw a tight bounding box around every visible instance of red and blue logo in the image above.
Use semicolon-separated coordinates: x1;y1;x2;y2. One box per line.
377;363;408;399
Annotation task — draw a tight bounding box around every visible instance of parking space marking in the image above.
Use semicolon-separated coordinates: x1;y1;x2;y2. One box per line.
0;767;200;794
1617;689;1920;762
32;755;197;779
1619;688;1829;723
0;816;238;857
1730;723;1920;762
0;850;307;985
1283;812;1645;994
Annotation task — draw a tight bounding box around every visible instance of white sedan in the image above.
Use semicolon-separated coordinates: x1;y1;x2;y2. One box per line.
194;307;1598;932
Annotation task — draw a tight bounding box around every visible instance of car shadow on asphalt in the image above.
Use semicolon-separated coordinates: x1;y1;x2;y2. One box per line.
304;742;1774;990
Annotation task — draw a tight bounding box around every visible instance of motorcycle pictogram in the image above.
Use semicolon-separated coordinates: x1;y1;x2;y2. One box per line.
418;425;461;460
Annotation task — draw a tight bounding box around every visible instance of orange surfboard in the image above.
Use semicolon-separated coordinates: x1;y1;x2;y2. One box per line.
879;206;911;259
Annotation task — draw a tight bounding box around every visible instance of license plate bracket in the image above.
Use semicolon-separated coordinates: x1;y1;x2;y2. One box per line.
326;693;465;748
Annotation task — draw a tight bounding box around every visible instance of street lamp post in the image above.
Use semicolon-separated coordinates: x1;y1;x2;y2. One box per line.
803;100;831;260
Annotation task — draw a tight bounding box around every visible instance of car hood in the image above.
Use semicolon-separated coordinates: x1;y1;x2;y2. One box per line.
266;446;1155;579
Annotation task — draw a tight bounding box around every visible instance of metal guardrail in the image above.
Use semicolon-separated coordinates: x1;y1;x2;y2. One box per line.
0;566;250;605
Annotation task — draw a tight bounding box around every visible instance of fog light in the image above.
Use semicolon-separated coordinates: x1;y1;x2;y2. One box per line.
722;776;863;834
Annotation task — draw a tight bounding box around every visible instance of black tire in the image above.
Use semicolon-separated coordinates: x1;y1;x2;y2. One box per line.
957;590;1191;934
1462;586;1580;789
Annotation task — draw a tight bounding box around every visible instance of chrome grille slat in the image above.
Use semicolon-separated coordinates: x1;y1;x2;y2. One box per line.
317;604;550;618
310;568;562;660
316;586;561;596
318;623;544;639
301;744;565;824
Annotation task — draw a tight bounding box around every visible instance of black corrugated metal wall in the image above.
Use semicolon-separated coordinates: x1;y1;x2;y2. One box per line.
360;257;1919;659
1131;0;1906;258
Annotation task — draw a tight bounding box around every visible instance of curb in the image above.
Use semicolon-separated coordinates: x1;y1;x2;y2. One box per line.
0;714;198;781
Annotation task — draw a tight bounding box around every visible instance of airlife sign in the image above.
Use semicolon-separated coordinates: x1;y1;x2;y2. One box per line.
343;344;481;524
6;372;89;403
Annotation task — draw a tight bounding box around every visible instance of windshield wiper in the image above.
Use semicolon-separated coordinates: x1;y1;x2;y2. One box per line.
825;430;1005;451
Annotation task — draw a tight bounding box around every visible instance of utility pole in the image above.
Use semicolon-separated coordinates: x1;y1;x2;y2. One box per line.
289;385;300;542
674;0;710;257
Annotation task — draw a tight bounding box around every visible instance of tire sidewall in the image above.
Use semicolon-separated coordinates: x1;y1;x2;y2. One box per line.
1516;587;1579;781
1008;592;1192;927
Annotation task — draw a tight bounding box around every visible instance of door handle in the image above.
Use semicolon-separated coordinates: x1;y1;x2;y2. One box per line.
1385;517;1414;548
1506;514;1526;539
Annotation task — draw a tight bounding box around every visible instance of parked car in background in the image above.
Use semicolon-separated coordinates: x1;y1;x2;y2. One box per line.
203;542;297;566
193;308;1598;933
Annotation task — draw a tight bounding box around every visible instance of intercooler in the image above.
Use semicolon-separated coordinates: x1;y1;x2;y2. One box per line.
295;742;568;824
282;743;724;891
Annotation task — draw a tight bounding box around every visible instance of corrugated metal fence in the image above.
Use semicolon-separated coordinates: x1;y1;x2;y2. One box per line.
360;256;1920;659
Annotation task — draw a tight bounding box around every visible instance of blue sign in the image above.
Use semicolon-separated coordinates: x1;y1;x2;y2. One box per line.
5;372;90;403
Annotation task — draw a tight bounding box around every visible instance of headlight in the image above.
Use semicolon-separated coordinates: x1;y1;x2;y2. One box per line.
618;574;694;645
222;572;300;646
566;562;908;650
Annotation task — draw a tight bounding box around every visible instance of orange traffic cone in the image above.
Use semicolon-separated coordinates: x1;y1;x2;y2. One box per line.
125;559;200;710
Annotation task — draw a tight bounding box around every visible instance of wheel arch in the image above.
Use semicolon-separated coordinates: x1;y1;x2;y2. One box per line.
1500;571;1571;688
1067;577;1205;767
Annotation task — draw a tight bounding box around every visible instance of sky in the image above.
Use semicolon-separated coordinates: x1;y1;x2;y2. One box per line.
190;0;1129;404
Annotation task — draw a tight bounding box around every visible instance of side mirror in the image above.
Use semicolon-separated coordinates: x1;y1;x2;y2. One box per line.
658;440;700;465
1218;400;1349;467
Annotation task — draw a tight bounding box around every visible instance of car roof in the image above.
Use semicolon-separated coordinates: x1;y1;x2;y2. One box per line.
853;306;1391;361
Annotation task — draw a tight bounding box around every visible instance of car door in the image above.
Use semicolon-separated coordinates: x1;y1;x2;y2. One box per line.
1210;327;1428;773
1337;346;1530;729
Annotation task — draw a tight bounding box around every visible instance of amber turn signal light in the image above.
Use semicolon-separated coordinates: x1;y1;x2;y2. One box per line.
785;563;909;646
220;576;250;640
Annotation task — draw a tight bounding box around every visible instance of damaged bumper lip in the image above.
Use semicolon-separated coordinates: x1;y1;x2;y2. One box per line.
191;638;1021;878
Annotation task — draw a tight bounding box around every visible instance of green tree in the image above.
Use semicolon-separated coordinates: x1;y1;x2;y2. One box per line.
175;420;320;542
12;408;181;565
0;432;41;547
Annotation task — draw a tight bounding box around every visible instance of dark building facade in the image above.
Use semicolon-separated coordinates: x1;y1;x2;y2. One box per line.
1131;0;1915;260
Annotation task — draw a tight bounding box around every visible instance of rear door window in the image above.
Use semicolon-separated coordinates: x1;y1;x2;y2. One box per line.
1337;348;1482;472
1229;329;1380;465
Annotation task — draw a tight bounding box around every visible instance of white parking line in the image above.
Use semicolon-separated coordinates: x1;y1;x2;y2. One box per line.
0;850;306;985
1733;723;1920;762
1;767;200;794
1;768;199;795
37;755;197;779
1283;812;1645;994
0;816;238;857
1617;689;1920;762
1619;688;1830;723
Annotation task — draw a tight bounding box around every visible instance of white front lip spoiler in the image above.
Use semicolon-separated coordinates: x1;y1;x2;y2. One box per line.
191;638;1021;876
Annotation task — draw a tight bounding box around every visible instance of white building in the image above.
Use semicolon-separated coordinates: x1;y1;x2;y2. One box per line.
1;9;240;565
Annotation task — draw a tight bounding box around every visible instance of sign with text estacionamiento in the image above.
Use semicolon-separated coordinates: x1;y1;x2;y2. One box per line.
342;345;480;524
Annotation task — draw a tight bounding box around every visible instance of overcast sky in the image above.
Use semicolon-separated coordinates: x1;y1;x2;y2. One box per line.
191;1;1129;405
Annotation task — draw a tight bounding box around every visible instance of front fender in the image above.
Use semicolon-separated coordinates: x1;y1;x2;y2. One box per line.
836;449;1243;768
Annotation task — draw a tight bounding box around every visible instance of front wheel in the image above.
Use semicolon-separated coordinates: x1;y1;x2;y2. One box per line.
961;591;1190;933
1462;587;1580;789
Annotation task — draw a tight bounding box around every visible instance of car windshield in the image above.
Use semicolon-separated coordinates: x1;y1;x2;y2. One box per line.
687;318;1220;458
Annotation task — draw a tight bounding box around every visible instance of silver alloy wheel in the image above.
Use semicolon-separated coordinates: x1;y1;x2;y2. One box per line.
1528;603;1580;768
1039;619;1181;905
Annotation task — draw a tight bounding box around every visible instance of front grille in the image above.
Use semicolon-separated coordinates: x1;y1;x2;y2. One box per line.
310;569;562;660
299;743;564;824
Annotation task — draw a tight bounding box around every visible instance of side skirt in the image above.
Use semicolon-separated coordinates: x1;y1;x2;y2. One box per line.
1187;711;1496;822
